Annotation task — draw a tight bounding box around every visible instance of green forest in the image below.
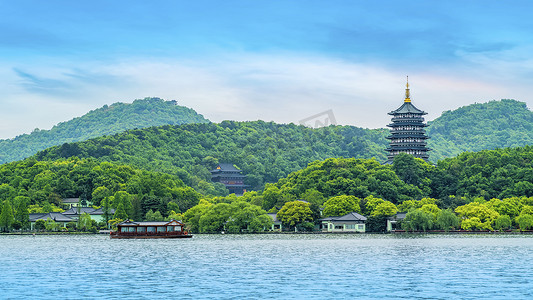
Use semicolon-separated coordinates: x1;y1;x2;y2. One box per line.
1;146;533;233
1;98;532;233
427;99;533;161
35;121;389;193
0;97;208;164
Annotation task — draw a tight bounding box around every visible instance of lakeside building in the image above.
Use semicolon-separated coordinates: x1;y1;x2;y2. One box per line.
210;163;248;195
29;207;115;230
320;212;367;233
385;77;431;164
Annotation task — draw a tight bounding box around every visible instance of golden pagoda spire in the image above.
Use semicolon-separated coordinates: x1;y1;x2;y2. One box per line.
404;76;411;102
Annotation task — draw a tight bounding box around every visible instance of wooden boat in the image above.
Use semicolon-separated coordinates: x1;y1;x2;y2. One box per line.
110;219;192;239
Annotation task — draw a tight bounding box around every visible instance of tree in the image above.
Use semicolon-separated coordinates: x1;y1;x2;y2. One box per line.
198;203;233;233
516;214;533;231
225;202;269;233
145;210;164;221
91;186;112;206
248;214;273;233
0;201;15;232
13;196;30;230
44;217;60;231
276;201;313;230
455;202;500;231
363;196;385;215
435;209;459;232
101;196;112;227
113;202;128;220
494;215;512;231
402;209;433;232
35;219;46;231
183;200;212;233
461;217;484;231
323;195;361;217
371;201;398;217
79;213;93;231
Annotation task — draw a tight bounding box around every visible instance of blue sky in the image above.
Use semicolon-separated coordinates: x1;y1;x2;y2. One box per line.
1;0;532;138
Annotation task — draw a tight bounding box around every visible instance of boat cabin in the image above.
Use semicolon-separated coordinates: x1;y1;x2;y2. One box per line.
111;219;191;238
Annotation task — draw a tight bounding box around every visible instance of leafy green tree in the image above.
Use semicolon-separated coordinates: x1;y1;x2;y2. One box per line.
113;202;128;220
435;209;459;232
300;189;326;206
145;210;164;221
92;186;112;206
183;200;212;233
365;216;388;233
262;185;282;211
455;202;500;231
371;201;398;217
363;195;386;215
402;209;433;232
494;215;512;231
79;213;93;231
198;203;232;233
167;210;183;221
420;204;441;222
248;214;273;233
44;217;60;231
0;201;15;232
323;195;361;217
14;196;30;230
35;219;46;231
276;201;313;230
225;202;269;233
516;214;533;231
460;217;484;231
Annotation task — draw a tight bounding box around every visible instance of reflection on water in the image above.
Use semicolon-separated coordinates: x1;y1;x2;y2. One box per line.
1;234;532;299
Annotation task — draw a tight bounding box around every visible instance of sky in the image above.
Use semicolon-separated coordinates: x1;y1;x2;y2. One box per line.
1;0;532;139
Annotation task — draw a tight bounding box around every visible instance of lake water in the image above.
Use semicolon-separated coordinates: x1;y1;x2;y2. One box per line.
1;234;532;299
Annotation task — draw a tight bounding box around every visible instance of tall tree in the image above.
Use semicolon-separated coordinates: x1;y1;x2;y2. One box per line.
0;201;15;232
14;196;30;230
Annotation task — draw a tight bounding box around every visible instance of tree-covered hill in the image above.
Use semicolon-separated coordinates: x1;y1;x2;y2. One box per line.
427;99;533;161
0;97;208;164
34;121;389;193
258;145;533;210
0;157;204;218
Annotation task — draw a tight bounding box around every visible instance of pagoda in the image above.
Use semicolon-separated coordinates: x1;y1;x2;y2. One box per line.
210;163;247;195
385;77;430;164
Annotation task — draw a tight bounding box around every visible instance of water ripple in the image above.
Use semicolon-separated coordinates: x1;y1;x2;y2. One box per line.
1;234;533;299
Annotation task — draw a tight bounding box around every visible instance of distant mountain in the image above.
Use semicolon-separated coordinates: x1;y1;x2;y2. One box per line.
0;97;209;164
428;99;533;161
29;98;533;195
34;121;389;192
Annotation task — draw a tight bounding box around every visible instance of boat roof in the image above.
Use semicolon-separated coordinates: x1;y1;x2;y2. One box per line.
117;219;184;227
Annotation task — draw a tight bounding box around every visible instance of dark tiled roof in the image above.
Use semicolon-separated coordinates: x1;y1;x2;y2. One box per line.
62;198;80;204
29;212;74;222
388;102;426;115
320;212;367;222
210;163;242;173
62;207;97;215
90;208;115;215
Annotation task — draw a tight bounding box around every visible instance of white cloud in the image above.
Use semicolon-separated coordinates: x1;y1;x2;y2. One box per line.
0;53;530;139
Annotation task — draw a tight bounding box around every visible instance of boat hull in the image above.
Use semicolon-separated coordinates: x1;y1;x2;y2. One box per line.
110;233;193;239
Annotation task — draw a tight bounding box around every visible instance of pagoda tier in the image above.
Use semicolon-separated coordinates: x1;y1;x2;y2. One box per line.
384;78;431;164
210;163;248;195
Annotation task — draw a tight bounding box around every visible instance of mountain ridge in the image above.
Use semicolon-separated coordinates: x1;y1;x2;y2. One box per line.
0;97;209;164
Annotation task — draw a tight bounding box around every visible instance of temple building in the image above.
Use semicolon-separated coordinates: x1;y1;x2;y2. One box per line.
385;77;430;164
210;163;247;195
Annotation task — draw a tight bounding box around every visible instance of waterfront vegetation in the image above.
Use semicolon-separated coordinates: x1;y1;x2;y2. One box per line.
1;145;532;233
0;99;532;233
